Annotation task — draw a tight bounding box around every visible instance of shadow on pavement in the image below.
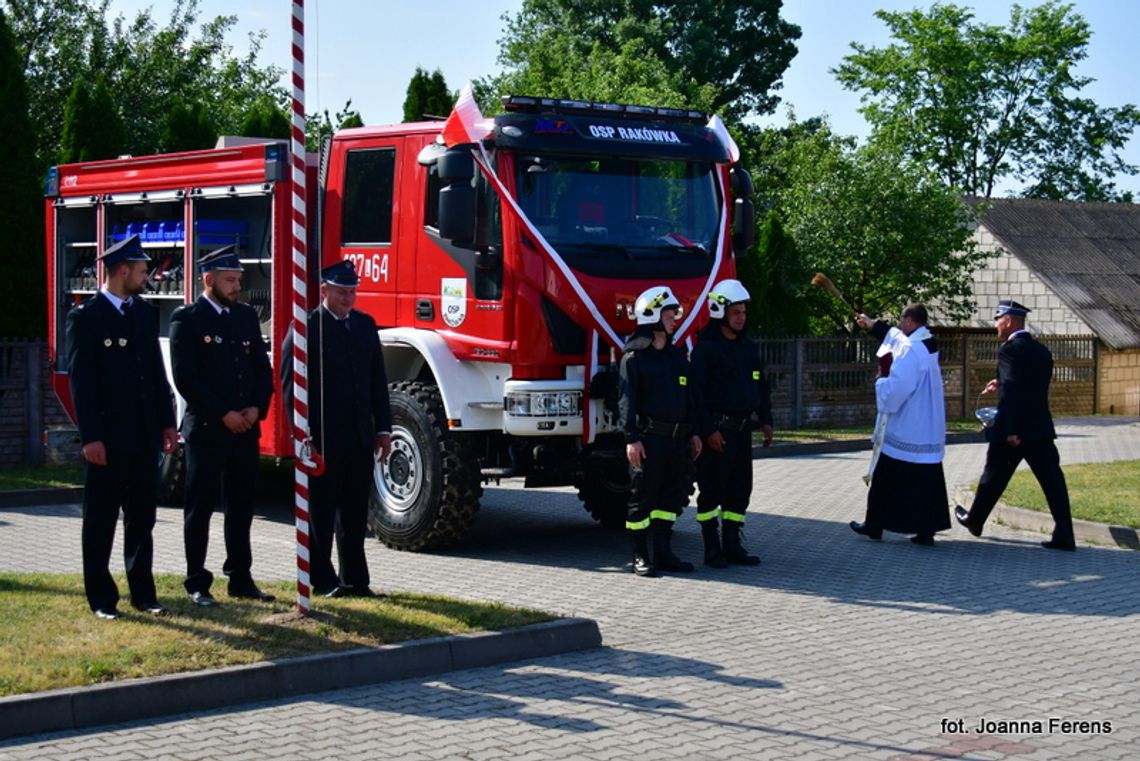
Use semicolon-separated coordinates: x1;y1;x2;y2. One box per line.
369;485;1140;620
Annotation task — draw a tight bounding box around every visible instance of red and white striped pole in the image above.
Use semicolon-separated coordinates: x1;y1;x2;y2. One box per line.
290;0;312;614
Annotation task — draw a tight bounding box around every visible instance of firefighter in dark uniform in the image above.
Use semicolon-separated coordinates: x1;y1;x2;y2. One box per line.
170;246;275;606
956;299;1075;550
619;286;702;577
281;260;392;597
66;234;178;619
691;280;772;567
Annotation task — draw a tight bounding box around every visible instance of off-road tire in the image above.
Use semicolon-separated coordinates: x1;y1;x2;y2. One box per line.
576;456;630;529
367;381;481;550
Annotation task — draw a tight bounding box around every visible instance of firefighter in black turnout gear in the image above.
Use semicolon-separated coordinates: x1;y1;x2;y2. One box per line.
619;286;702;577
691;280;772;566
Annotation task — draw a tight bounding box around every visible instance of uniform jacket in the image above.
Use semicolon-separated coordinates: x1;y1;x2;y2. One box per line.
618;328;698;444
281;307;391;451
993;331;1056;442
690;325;773;437
66;292;176;454
170;296;273;440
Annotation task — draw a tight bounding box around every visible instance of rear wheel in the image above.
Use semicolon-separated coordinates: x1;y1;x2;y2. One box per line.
367;381;481;551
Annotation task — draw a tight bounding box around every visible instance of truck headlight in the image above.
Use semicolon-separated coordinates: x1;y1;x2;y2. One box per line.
505;390;582;417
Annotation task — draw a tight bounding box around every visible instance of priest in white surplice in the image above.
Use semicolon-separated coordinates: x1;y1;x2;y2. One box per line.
849;304;951;545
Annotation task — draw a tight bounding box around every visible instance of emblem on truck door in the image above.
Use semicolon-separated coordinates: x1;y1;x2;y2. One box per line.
442;278;467;328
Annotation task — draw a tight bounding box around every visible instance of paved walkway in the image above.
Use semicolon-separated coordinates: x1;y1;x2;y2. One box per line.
2;417;1139;760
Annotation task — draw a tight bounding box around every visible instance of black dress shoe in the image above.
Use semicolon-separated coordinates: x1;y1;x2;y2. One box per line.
848;521;882;541
954;506;982;537
133;601;169;615
93;607;120;620
1041;539;1076;551
228;583;276;602
189;591;218;607
911;534;935;546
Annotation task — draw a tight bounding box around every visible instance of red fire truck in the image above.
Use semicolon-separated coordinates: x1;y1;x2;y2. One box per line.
45;95;755;550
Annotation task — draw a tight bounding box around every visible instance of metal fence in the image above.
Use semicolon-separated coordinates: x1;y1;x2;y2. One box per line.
757;332;1098;429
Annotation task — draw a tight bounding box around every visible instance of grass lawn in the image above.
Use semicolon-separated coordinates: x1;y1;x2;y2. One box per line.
0;573;552;697
998;459;1140;529
0;464;83;490
767;418;980;444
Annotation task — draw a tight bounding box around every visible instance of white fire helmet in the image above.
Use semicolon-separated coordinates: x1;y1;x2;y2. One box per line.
634;286;682;326
708;279;751;320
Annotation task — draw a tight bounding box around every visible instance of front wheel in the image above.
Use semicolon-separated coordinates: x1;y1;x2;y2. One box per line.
367;381;481;551
576;454;630;529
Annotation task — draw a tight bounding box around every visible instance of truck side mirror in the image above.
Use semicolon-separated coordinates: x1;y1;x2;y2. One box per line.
439;184;476;242
436;148;477;244
732;197;755;255
729;165;754;198
437;149;474;183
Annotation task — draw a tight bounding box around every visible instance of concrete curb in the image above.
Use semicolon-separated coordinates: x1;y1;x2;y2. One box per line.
0;487;84;508
954;488;1139;550
753;430;985;459
0;617;602;742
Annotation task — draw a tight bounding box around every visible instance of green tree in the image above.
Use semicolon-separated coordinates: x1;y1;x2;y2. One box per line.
59;75;125;162
5;0;286;167
771;123;990;332
834;1;1139;201
0;6;43;337
161;98;218;152
494;0;800;119
306;100;364;152
403;67;455;122
737;210;809;336
239;96;291;140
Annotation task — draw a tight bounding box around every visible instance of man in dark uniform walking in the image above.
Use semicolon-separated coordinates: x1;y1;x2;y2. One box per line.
955;299;1075;550
66;234;178;619
282;260;392;597
619;285;702;577
691;279;772;567
170;246;275;606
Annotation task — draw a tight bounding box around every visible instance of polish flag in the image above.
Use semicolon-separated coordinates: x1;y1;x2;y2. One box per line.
707;114;741;164
442;82;493;147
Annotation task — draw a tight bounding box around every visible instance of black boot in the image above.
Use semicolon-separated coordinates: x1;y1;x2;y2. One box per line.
653;522;694;573
722;521;761;565
631;532;657;577
701;520;728;568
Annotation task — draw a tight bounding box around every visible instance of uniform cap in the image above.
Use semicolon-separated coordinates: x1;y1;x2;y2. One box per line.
198;245;244;272
994;299;1030;318
321;259;360;287
98;235;151;267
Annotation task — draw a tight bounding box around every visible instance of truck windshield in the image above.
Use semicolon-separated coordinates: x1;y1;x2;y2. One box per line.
514;153;720;276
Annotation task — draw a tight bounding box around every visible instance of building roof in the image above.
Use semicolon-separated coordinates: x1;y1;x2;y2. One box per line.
971;197;1140;350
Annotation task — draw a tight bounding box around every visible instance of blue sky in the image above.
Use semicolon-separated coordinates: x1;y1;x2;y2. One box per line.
111;0;1139;196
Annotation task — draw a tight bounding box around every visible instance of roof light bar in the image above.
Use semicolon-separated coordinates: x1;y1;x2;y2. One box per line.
502;95;707;124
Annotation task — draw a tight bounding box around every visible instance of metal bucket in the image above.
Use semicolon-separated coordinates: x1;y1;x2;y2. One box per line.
974;391;998;428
